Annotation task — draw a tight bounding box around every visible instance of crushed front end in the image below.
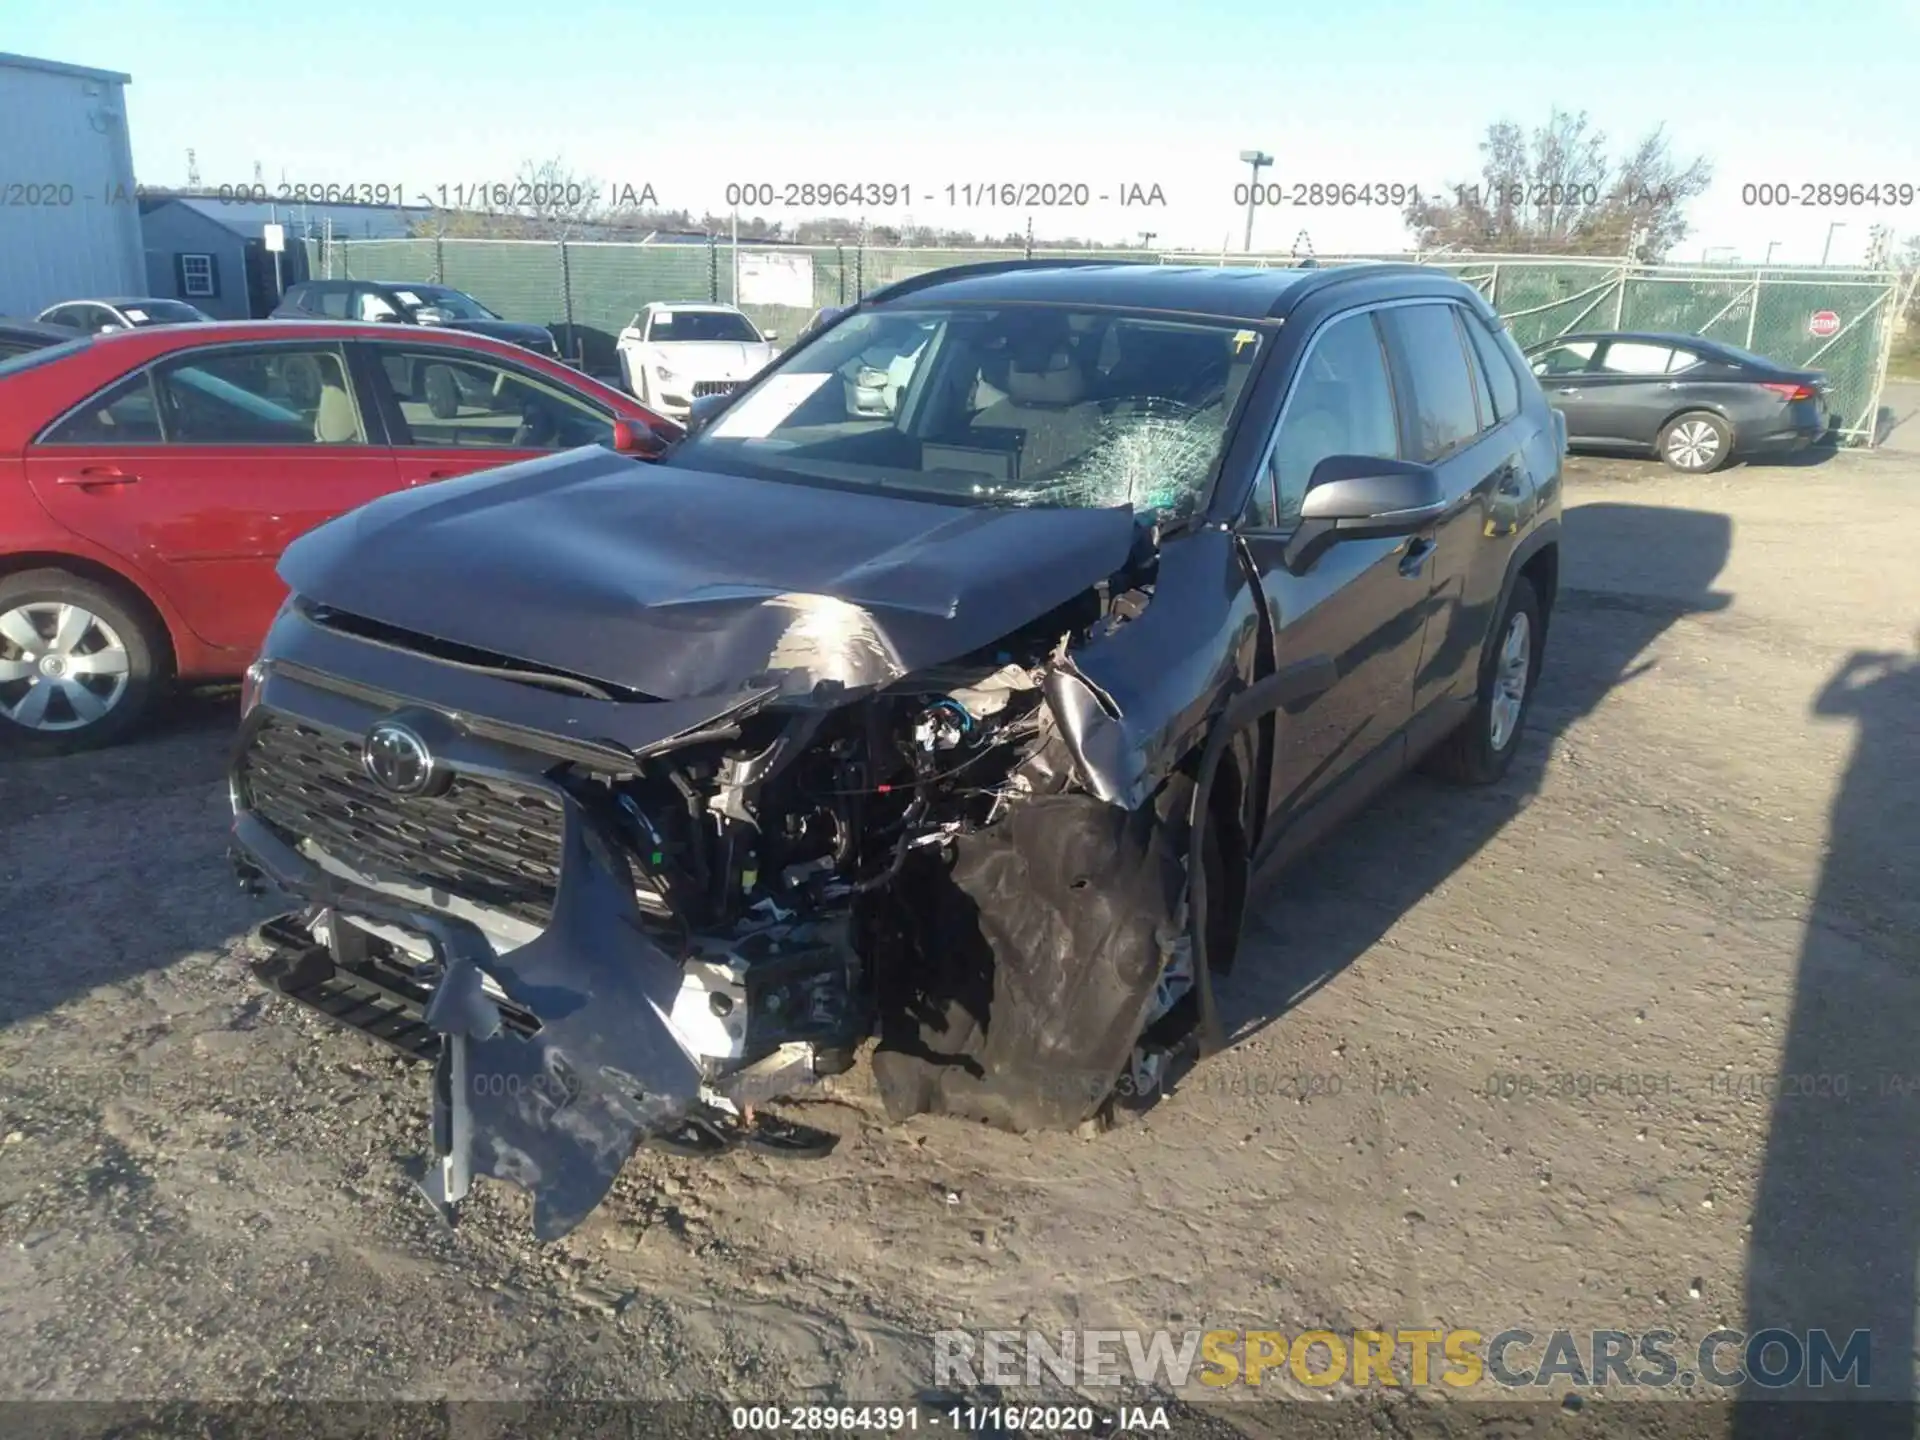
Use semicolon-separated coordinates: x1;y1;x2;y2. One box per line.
227;557;1196;1239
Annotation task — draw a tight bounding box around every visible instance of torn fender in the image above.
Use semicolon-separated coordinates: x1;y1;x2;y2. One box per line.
1044;527;1265;809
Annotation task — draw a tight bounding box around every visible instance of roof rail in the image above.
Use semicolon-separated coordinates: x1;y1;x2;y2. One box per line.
861;256;1130;306
1264;260;1462;316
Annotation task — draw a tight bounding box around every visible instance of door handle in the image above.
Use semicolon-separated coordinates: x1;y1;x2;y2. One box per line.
55;467;140;487
424;469;458;479
1399;536;1436;577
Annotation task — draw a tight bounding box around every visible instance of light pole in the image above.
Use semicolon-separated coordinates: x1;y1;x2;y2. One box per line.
1820;221;1850;266
1764;240;1781;265
1239;149;1272;253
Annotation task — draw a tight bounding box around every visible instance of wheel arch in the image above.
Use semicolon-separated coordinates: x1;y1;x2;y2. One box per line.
0;550;180;679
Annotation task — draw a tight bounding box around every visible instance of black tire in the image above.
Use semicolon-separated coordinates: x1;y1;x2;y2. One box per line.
1424;575;1544;786
0;569;165;755
1658;410;1734;473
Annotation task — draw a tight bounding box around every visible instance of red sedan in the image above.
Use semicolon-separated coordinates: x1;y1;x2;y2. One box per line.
0;321;677;752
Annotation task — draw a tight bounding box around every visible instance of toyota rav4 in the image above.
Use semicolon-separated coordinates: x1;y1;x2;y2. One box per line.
226;260;1564;1239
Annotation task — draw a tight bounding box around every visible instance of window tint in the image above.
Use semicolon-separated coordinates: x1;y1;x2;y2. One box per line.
1531;341;1598;376
1462;311;1521;423
1380;304;1480;463
156;347;365;444
1598;341;1676;375
43;373;163;444
1666;348;1703;372
41;307;86;330
1253;310;1398;527
312;288;351;319
378;348;611;450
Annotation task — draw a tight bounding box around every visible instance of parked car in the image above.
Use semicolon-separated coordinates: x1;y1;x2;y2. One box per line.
0;322;676;752
1524;330;1829;472
272;281;560;359
615;302;780;420
0;318;74;359
37;298;214;332
226;259;1563;1240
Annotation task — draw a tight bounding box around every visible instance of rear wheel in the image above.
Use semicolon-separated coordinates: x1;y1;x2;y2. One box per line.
1659;411;1733;473
1425;575;1543;786
0;570;165;754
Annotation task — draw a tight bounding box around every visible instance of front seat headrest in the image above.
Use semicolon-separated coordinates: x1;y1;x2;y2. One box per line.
1004;348;1087;407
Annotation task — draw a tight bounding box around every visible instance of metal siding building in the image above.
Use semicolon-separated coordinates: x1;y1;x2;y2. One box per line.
0;52;145;316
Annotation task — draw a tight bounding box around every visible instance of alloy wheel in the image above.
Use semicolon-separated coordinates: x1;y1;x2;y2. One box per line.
1488;610;1532;751
0;602;133;731
1666;420;1722;470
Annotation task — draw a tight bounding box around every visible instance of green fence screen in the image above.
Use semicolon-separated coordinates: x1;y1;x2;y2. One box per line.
302;239;1898;444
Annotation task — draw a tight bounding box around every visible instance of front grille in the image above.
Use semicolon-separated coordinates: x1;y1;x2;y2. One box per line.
692;380;737;398
238;716;564;925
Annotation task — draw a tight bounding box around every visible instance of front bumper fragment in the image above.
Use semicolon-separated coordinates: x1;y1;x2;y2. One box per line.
231;797;703;1240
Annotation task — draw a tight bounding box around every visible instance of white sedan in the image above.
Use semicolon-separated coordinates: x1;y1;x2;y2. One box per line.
616;303;780;420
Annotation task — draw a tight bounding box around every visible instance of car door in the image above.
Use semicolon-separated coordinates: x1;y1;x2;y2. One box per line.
1376;301;1525;717
1583;339;1681;445
23;341;400;653
359;341;618;486
1235;307;1427;825
1527;339;1604;440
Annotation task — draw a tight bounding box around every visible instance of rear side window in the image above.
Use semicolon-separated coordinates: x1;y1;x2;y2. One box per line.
1462;311;1521;424
157;346;366;445
1597;341;1676;375
1379;304;1481;463
41;372;164;444
313;288;352;319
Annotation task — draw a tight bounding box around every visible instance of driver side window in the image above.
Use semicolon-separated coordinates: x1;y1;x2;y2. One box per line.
1248;310;1400;528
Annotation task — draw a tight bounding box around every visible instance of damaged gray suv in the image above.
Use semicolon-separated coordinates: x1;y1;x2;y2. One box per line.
228;260;1564;1239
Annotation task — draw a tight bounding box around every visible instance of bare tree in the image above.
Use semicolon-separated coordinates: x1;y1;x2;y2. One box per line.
1402;109;1712;261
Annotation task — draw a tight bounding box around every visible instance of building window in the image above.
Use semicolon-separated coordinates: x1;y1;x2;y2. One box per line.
181;254;216;297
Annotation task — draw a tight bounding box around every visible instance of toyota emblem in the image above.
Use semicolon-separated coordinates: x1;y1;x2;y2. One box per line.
362;720;439;796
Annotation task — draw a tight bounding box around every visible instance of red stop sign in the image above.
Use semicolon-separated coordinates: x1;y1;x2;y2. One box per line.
1809;310;1841;338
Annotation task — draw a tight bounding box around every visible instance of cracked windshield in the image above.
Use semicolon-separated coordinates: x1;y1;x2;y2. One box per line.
674;306;1263;518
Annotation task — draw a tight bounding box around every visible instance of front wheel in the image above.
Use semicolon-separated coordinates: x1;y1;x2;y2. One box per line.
1424;575;1543;786
1659;411;1733;473
0;570;166;754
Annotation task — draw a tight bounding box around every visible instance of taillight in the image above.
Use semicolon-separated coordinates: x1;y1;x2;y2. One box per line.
1760;382;1817;402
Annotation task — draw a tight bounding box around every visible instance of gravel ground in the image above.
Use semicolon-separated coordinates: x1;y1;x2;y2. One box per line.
2;449;1917;1435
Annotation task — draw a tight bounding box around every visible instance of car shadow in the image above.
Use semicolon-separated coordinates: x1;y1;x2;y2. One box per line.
1733;640;1920;1426
1740;437;1845;469
1211;501;1735;1055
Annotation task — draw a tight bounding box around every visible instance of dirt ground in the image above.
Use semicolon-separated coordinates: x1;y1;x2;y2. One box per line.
3;448;1918;1434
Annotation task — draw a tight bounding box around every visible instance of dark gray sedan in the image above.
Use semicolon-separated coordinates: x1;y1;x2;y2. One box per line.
1525;330;1829;472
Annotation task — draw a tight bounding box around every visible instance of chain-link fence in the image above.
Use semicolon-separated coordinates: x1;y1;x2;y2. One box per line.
303;237;1900;445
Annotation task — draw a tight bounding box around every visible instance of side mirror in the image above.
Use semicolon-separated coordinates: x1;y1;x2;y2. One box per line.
686;392;729;436
610;418;666;457
99;323;123;333
763;329;778;342
414;307;452;324
1282;456;1447;575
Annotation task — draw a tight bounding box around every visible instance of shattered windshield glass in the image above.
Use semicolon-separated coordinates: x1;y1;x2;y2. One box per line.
670;305;1265;521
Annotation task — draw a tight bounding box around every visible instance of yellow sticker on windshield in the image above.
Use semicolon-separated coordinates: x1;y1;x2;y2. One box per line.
1232;330;1257;354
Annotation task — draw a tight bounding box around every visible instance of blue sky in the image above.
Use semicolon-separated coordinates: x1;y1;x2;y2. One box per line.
12;0;1920;262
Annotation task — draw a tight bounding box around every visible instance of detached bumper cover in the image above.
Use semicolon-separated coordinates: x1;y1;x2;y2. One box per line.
233;789;702;1242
